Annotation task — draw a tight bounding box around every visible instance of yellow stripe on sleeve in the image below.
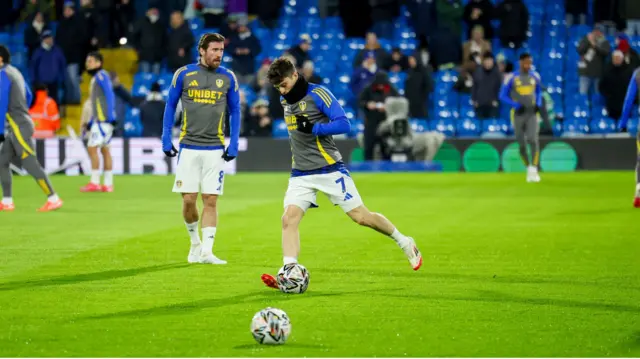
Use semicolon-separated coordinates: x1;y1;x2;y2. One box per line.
217;111;225;144
312;88;331;107
179;109;187;141
6;115;35;156
316;137;336;165
96;99;106;122
172;67;187;87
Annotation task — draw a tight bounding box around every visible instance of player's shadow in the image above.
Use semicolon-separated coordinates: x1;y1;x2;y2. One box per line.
0;263;189;291
314;267;640;291
233;343;328;350
372;291;640;314
81;287;397;321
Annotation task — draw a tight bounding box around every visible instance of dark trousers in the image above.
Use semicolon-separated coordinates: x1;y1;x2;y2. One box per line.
204;13;225;28
475;105;499;119
363;122;384;161
45;82;59;104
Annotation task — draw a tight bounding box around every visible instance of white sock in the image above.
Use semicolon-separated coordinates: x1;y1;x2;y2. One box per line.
103;171;113;186
283;256;298;265
202;227;217;254
90;170;100;185
185;221;200;245
636;183;640;196
390;228;411;248
48;194;59;202
2;197;13;205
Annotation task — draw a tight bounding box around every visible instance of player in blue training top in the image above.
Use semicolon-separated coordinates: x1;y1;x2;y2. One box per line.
161;33;241;264
499;53;544;183
0;45;63;212
260;58;423;290
80;52;117;193
618;67;640;207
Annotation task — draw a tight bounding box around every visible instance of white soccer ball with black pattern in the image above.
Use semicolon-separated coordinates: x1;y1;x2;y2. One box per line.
277;263;310;294
250;307;291;345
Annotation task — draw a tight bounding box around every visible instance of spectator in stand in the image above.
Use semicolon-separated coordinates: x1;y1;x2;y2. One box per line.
21;0;55;23
413;35;433;69
80;0;100;61
496;52;514;75
389;48;408;73
621;0;640;36
29;84;61;139
286;34;312;70
301;60;323;84
109;71;142;134
196;0;226;28
245;99;272;137
453;58;476;94
593;0;622;35
140;82;166;137
220;15;240;39
495;0;529;49
353;32;390;69
404;55;433;119
616;33;640;69
56;1;85;105
250;0;283;29
131;7;166;75
29;30;66;103
462;25;492;69
599;50;634;119
370;0;400;40
227;16;262;84
351;52;378;99
359;71;399;160
93;0;113;47
406;0;436;39
227;0;248;19
435;0;464;39
430;26;462;70
577;24;611;95
472;52;502;119
113;0;135;46
252;58;272;97
463;0;494;40
565;0;587;26
167;11;195;72
25;12;49;60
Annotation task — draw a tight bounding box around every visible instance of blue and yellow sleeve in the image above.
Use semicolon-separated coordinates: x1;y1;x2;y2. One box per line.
224;68;241;157
534;73;543;108
499;74;520;109
308;85;350;136
0;71;10;136
620;69;639;129
96;71;116;122
162;66;187;151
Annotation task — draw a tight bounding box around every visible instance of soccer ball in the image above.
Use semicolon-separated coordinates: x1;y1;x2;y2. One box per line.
250;307;291;345
277;263;310;294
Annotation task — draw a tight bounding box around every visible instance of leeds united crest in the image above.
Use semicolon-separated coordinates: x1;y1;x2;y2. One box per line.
216;79;223;88
299;101;307;111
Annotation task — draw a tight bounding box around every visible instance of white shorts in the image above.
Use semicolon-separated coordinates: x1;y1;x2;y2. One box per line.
284;171;364;213
173;147;226;194
87;122;114;148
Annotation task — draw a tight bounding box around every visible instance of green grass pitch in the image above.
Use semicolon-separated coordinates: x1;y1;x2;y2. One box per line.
0;172;639;357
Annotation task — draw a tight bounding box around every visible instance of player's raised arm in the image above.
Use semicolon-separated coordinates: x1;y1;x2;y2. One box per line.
224;70;241;161
96;71;116;122
162;67;186;156
534;72;543;108
0;70;10;138
499;75;520;109
620;69;640;130
308;86;351;136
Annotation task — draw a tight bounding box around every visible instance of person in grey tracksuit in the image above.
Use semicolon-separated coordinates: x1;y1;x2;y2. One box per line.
0;45;62;212
499;53;544;182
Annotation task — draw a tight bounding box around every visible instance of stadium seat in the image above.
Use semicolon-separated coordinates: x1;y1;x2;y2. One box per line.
349;119;364;137
627;118;639;134
456;118;481;137
409;119;428;133
272;119;289;138
429;118;455;137
562;118;589;136
590;117;616;134
481;119;509;138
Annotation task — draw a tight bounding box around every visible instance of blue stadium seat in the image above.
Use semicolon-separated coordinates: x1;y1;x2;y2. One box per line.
410;119;428;133
628;118;639;134
590;117;616;134
481;119;509;137
456;118;481;137
349;119;364;137
429;118;455;136
272;119;289;138
562;118;589;135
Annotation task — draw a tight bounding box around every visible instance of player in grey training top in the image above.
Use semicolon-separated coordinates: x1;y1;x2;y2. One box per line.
0;45;63;212
499;53;544;183
259;58;423;292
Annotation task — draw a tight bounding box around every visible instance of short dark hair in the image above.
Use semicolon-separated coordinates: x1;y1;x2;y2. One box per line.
34;83;48;91
267;57;296;85
198;33;225;51
87;51;103;63
519;52;532;61
0;45;10;64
